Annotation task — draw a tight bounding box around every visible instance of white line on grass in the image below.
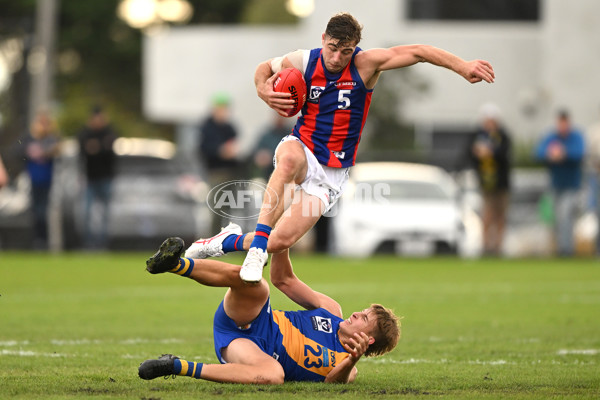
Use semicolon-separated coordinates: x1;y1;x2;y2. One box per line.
0;340;30;346
49;338;184;345
1;349;67;357
557;349;600;355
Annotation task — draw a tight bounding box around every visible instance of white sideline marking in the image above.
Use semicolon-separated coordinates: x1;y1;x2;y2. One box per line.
366;358;514;365
1;349;66;357
557;349;599;355
468;359;510;365
49;338;184;345
0;340;29;346
51;339;102;345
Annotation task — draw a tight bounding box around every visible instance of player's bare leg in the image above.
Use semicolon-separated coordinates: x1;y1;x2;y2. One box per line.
139;338;284;384
146;237;269;320
141;238;280;384
240;140;308;283
239;189;323;287
268;191;324;252
235;191;324;254
257;140;309;228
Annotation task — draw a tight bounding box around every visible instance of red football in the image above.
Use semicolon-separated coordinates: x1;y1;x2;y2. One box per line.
273;68;307;117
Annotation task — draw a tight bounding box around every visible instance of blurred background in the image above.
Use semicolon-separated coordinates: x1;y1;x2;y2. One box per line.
1;0;600;258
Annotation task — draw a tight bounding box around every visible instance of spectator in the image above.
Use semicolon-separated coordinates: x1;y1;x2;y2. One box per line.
198;92;241;231
252;113;290;181
467;103;512;256
585;105;600;254
199;92;240;175
77;105;118;250
24;110;61;249
535;110;585;257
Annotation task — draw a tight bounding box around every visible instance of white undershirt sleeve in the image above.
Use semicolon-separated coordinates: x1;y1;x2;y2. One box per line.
269;49;307;74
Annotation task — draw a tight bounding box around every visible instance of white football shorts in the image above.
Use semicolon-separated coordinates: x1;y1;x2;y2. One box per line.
274;135;349;215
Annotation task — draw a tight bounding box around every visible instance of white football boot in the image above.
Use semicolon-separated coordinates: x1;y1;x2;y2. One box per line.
239;247;268;283
184;222;242;259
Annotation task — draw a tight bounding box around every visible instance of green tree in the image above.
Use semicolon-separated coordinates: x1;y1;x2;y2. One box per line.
359;67;430;162
0;0;295;151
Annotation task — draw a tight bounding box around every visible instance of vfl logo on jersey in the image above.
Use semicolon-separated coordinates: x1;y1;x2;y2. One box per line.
311;316;332;333
332;151;345;159
308;86;325;103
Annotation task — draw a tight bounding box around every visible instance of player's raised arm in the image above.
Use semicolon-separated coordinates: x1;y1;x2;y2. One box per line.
359;44;495;86
270;250;343;318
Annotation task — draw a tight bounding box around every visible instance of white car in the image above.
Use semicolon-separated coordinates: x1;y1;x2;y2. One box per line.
329;162;482;258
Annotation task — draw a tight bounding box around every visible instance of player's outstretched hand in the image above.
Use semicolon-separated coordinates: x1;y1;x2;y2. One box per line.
257;73;296;117
342;332;371;363
463;59;495;84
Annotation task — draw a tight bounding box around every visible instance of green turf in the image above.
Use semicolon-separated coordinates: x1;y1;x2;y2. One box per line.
1;251;599;399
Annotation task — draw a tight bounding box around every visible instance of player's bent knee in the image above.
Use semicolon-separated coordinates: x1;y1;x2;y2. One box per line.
275;152;305;175
266;236;294;253
253;362;284;385
256;374;284;385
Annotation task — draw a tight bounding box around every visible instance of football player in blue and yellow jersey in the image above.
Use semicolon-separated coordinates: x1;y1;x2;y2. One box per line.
185;12;495;285
139;237;400;384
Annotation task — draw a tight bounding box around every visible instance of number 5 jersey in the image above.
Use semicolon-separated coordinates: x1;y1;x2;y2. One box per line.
292;47;373;169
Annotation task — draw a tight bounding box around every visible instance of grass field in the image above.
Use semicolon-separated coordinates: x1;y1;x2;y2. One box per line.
1;251;599;399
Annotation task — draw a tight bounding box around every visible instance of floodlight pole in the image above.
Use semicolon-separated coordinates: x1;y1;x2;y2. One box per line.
29;0;59;120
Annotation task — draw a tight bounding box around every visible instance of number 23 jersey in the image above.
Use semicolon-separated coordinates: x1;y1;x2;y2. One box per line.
272;308;350;382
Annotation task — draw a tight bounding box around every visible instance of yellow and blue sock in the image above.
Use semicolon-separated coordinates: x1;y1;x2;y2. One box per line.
170;258;195;277
173;358;203;379
249;223;271;252
221;233;247;253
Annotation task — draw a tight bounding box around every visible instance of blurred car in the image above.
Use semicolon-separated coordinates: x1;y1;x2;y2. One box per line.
329;162;482;258
56;138;212;250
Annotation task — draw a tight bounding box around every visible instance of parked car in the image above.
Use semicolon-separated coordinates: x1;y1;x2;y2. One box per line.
56;138;212;250
329;162;482;258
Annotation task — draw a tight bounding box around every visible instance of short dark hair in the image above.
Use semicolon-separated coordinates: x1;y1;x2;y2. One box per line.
557;108;570;120
91;104;103;115
325;12;363;46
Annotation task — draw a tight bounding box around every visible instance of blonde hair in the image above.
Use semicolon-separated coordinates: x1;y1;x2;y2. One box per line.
365;304;401;357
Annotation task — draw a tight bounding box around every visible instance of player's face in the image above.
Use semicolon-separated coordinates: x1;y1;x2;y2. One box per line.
339;307;376;337
321;34;356;73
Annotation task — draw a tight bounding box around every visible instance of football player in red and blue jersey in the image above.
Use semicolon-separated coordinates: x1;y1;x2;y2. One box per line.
186;12;495;283
139;237;400;384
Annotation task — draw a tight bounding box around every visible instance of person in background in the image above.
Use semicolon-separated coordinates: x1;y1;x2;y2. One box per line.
467;103;512;257
24;110;61;249
585;104;600;255
252;113;290;181
535;109;585;257
198;92;241;232
77;105;118;250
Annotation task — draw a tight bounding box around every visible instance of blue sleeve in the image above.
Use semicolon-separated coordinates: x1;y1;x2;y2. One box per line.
534;135;552;161
564;132;585;161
